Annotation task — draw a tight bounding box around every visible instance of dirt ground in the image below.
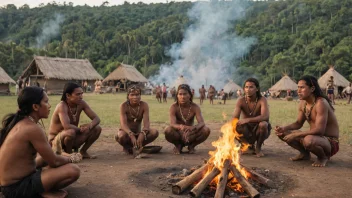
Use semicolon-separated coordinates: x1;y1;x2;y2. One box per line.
3;122;351;198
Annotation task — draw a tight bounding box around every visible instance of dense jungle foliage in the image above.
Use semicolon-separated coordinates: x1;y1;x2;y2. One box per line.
0;0;351;89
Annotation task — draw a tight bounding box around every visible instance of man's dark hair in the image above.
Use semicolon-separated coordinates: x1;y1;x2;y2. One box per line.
0;87;44;146
176;84;193;104
61;82;82;101
299;75;334;110
243;78;262;99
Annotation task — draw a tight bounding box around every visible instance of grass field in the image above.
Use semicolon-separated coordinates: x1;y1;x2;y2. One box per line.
0;93;351;144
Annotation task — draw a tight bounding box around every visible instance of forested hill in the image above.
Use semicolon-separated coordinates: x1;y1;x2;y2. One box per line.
0;0;351;89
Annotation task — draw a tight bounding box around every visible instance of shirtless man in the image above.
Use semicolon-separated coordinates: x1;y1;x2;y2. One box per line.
233;78;270;157
275;76;339;167
49;82;102;159
326;76;335;105
0;87;80;198
199;85;206;105
208;85;215;105
155;85;162;103
115;85;159;154
164;84;211;154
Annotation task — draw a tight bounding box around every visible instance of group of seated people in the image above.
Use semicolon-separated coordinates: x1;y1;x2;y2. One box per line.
0;75;340;197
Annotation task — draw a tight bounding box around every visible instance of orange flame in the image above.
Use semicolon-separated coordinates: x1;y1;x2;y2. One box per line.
205;118;251;191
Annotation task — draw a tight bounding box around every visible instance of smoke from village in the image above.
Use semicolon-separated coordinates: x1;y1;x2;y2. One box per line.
150;0;256;91
35;13;65;49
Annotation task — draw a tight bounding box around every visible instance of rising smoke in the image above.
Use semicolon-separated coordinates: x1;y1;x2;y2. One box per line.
150;0;256;92
35;13;65;49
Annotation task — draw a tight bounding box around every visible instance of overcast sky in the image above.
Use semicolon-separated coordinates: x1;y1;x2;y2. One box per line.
0;0;197;8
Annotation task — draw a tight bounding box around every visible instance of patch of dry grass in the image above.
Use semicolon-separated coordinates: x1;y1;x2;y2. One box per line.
0;94;351;144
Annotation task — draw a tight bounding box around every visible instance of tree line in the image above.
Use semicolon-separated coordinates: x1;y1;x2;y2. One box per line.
0;0;351;89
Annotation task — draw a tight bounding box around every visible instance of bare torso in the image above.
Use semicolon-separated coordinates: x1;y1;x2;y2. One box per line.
171;103;197;126
237;97;268;121
300;98;339;138
121;101;147;133
199;88;206;96
49;101;84;137
0;120;39;186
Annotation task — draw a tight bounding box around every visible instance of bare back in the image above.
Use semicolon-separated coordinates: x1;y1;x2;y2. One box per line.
0;121;41;186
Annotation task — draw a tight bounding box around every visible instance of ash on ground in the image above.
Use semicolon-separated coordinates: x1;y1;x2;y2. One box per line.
129;165;294;198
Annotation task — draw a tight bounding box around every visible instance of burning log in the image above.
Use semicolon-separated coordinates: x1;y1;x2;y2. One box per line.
214;159;231;198
230;165;260;198
189;166;220;197
241;165;274;188
172;164;209;194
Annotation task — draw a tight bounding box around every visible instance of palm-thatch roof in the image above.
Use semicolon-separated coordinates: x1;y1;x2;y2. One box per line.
103;63;148;83
318;67;350;88
22;56;103;80
223;80;242;93
0;67;16;84
174;76;188;88
270;75;298;91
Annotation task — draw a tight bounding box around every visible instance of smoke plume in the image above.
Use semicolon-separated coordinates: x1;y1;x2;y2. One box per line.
150;0;256;93
35;13;65;49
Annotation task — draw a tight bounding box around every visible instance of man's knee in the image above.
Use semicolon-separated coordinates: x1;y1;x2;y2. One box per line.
258;121;268;131
116;130;129;143
62;129;77;142
93;125;102;136
164;126;174;136
65;164;80;182
302;135;316;149
149;129;159;139
200;126;211;138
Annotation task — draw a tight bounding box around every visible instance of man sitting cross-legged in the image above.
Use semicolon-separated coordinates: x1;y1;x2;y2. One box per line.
275;76;339;167
0;87;80;198
115;85;159;155
164;84;210;154
49;82;102;159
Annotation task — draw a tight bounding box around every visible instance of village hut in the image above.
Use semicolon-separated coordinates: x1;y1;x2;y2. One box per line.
223;80;242;93
21;56;103;94
103;63;148;92
270;75;298;98
174;76;188;89
318;67;350;95
0;67;16;95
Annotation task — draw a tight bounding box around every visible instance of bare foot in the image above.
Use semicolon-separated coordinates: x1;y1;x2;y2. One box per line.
80;151;97;159
290;152;311;161
255;151;265;157
188;146;196;154
42;190;68;198
173;145;182;155
122;147;133;155
312;157;328;167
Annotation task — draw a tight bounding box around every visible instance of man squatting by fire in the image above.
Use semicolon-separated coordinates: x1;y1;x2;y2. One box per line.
0;87;80;198
115;85;159;154
49;82;102;159
233;78;271;157
275;76;339;167
164;84;211;154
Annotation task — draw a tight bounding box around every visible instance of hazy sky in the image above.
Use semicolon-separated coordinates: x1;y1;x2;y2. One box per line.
0;0;196;8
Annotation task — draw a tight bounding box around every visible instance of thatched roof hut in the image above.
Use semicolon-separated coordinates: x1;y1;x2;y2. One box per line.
174;76;188;89
0;67;16;95
103;63;148;83
0;67;16;85
223;80;242;93
21;56;103;94
318;67;350;89
270;75;297;92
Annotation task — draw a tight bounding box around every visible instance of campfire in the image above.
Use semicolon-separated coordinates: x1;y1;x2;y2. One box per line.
172;119;273;198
